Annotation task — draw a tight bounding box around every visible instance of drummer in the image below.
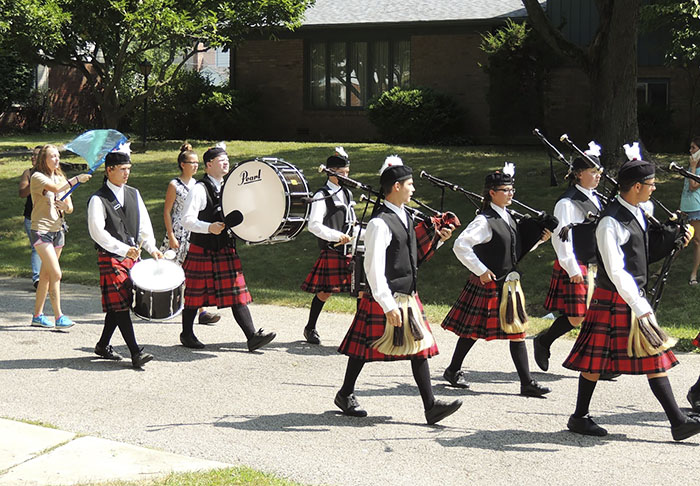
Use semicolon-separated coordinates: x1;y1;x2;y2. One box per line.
178;144;276;351
87;145;162;369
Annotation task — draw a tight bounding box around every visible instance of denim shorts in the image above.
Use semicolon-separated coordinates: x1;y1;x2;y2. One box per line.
686;210;700;222
30;229;65;248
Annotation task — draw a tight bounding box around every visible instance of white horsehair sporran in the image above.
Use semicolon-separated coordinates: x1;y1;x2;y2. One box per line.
498;271;528;334
372;293;434;356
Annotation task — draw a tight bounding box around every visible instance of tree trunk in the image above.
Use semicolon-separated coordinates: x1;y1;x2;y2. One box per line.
588;0;640;169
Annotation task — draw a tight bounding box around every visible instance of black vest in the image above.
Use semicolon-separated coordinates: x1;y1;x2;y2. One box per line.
473;206;520;281
596;199;649;291
558;186;601;264
316;185;353;251
23;195;33;219
90;183;140;255
189;176;235;251
374;205;418;294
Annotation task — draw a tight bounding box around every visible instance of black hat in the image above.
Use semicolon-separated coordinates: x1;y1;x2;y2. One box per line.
485;163;515;188
203;146;226;163
105;151;130;167
572;155;600;171
326;147;349;169
379;156;412;188
618;159;655;184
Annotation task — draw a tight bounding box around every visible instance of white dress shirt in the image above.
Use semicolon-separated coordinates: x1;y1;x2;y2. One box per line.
453;202;516;276
87;180;157;257
596;195;651;316
363;201;410;314
181;175;221;234
308;181;357;242
551;185;602;277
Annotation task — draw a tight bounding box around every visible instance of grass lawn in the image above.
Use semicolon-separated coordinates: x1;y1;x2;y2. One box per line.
1;135;698;349
82;467;305;486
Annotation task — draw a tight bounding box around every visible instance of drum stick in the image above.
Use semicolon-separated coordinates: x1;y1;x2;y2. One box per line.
333;236;356;247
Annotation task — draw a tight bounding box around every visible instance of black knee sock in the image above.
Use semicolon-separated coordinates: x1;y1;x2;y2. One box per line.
649;376;686;427
573;375;598;417
181;308;197;337
539;315;575;348
305;296;326;330
339;357;365;396
232;304;256;340
114;310;140;356
97;311;119;348
509;340;532;385
356;298;362;311
447;337;476;372
411;358;435;410
690;375;700;393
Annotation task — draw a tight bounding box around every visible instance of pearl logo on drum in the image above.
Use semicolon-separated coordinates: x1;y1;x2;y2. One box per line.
239;169;262;185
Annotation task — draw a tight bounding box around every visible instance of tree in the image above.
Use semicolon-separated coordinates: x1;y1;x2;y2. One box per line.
521;0;641;167
641;1;700;141
4;0;313;128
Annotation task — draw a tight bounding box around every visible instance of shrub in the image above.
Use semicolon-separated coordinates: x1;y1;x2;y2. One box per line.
367;86;464;144
0;44;34;114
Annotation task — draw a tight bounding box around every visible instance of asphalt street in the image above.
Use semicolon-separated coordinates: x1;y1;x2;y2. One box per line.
1;276;698;486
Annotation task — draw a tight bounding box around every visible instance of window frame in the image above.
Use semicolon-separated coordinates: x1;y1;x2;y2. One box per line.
305;38;410;111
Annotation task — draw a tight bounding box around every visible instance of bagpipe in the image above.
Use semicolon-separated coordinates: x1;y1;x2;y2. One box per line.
534;129;691;312
419;170;558;257
317;165;460;297
669;161;700;184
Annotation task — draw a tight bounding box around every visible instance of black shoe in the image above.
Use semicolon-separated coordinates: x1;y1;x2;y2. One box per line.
131;348;153;368
94;344;123;361
180;332;205;349
198;311;221;325
33;280;39;290
425;399;463;425
334;391;368;417
567;414;608;436
672;414;700;441
443;368;470;389
533;335;550;372
303;327;321;345
599;372;621;381
520;380;552;397
687;389;700;413
247;329;276;352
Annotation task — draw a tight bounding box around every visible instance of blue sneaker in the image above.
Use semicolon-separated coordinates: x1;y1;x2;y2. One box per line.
55;315;74;329
31;314;54;328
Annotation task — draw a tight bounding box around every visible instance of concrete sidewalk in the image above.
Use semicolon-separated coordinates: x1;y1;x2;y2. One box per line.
0;418;229;485
1;276;699;486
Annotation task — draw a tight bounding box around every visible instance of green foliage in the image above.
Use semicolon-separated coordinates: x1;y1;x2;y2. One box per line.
3;0;314;127
641;0;700;66
0;42;33;114
367;87;464;144
480;19;557;137
127;69;260;140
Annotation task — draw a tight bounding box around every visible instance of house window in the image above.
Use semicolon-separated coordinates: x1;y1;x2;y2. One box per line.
307;39;410;109
637;79;669;108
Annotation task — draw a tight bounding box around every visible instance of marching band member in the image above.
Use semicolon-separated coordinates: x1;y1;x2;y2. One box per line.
689;333;700;412
301;147;357;344
563;147;700;440
441;164;553;397
178;144;276;351
536;144;603;372
334;156;462;425
87;146;161;368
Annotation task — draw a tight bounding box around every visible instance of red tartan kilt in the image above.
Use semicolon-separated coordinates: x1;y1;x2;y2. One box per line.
441;275;526;341
182;244;252;309
301;249;352;294
338;293;439;361
98;252;135;313
563;287;678;375
543;260;589;317
693;332;700;348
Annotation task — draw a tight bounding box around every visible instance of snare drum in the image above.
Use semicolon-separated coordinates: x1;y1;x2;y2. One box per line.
130;259;185;321
222;158;311;244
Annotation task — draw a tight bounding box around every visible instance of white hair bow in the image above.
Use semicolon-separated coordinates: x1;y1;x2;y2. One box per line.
215;141;227;150
113;141;131;155
335;146;348;159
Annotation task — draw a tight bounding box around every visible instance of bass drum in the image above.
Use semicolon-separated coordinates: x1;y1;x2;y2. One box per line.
130;259;185;321
222;158;311;244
